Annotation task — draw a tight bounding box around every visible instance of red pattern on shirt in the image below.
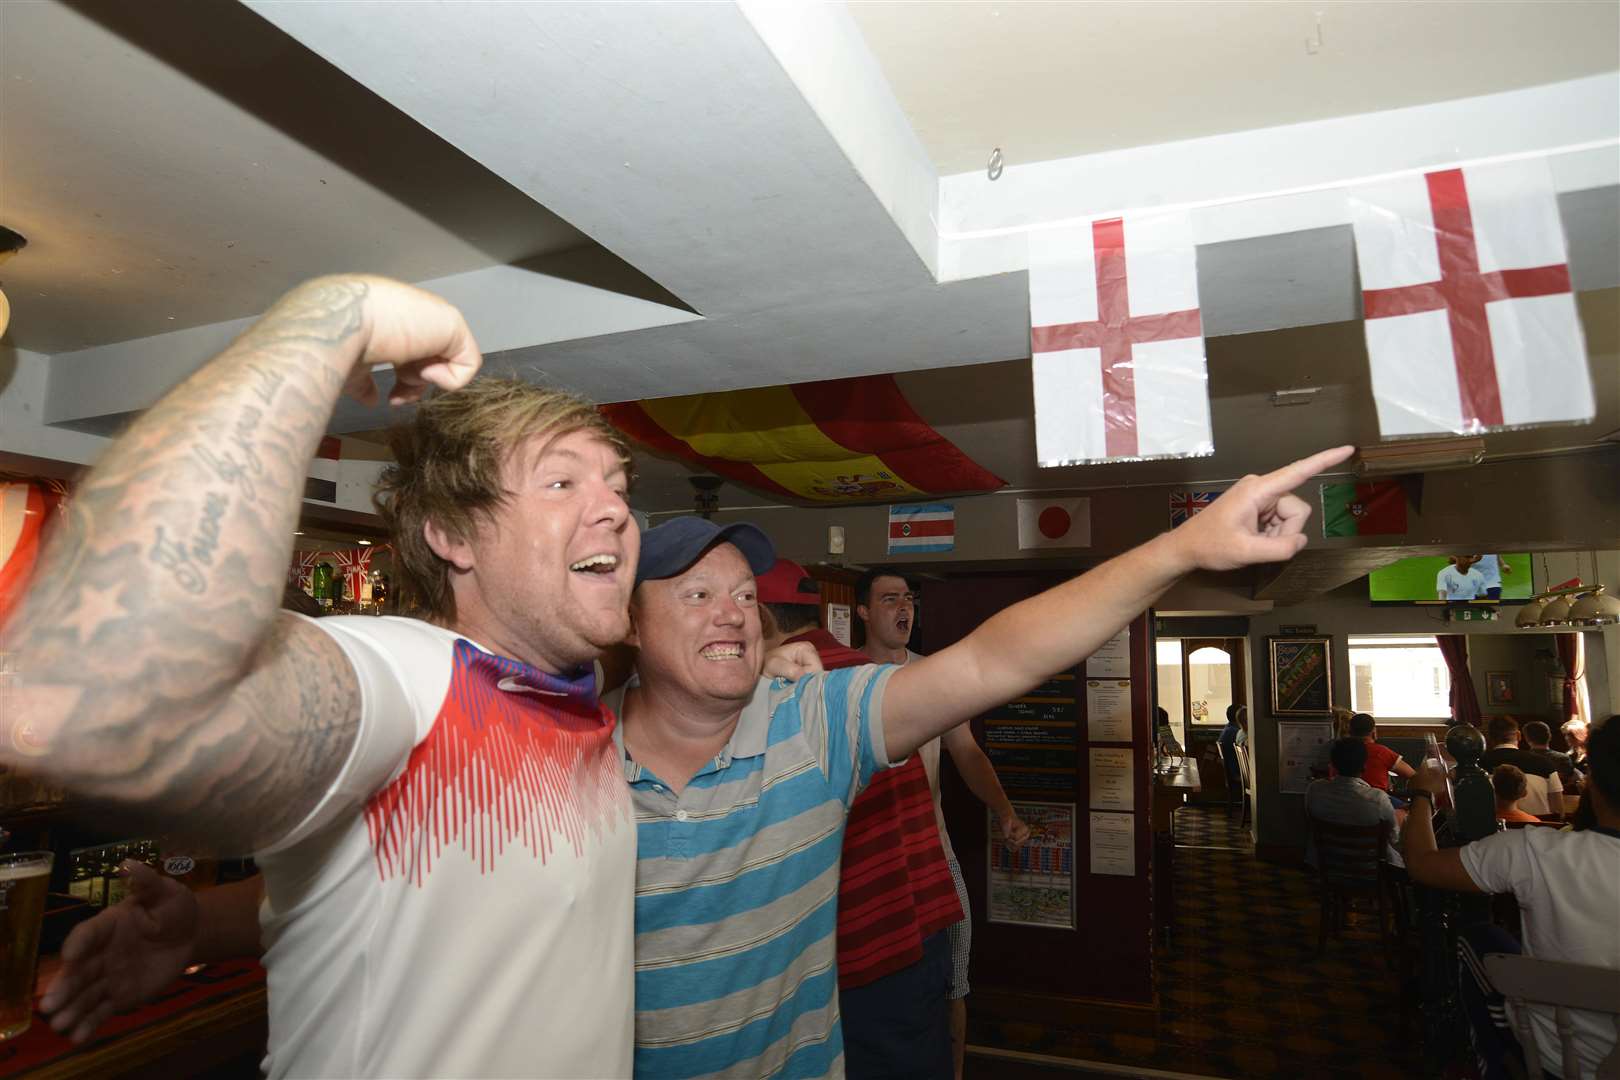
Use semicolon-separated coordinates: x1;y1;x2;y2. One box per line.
1360;741;1401;791
786;630;965;988
365;641;626;885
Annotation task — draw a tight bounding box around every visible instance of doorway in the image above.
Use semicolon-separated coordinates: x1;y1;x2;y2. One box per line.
1155;636;1247;801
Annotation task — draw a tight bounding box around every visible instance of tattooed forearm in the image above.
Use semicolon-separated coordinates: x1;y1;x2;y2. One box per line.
1;276;375;849
148;525;207;595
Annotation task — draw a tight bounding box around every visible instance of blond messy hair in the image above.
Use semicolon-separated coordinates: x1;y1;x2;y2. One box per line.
374;376;633;621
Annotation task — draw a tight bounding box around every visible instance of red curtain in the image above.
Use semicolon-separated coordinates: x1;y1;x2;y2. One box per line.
1437;634;1482;728
1554;633;1586;725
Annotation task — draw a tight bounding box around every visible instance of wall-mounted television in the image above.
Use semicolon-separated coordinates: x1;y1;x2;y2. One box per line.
1368;553;1532;604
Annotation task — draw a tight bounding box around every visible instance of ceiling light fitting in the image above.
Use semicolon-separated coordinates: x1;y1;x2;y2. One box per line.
0;226;28;340
1355;437;1485;477
1568;586;1620;626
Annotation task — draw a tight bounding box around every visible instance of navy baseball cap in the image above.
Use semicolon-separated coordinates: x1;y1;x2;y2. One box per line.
634;517;776;586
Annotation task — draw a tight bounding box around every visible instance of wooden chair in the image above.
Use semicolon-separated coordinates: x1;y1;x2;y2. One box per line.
1218;740;1243;817
1234;742;1253;827
1480;953;1620;1080
1309;817;1397;966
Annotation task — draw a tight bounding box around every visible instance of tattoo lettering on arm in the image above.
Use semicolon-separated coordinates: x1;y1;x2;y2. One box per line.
176;617;363;851
2;278;375;849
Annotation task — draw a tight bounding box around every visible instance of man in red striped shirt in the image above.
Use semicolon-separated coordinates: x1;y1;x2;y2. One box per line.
757;559;962;1079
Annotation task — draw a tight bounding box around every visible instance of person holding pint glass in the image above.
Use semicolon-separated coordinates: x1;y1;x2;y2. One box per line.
0;851;53;1040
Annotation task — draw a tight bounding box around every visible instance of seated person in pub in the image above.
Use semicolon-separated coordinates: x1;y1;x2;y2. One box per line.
1490;764;1542;824
1335;711;1415;797
1217;703;1246;795
1404;718;1620;1080
1561;717;1590;776
1480;715;1563;817
1304;737;1402;865
1523;719;1580;797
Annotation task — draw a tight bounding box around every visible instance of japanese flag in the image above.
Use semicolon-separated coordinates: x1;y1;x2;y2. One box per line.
1029;211;1212;465
1350;159;1591;436
1017;497;1090;550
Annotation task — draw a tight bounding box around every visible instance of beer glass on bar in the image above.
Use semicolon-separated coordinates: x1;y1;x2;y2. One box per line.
0;851;53;1040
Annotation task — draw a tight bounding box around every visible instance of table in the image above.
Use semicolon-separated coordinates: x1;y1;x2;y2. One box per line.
1152;762;1202;944
1152;761;1202;838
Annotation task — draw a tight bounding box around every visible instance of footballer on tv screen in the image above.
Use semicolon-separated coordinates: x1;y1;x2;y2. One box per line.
1368;553;1532;604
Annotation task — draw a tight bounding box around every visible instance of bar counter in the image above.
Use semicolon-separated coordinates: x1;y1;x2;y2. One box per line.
0;956;266;1079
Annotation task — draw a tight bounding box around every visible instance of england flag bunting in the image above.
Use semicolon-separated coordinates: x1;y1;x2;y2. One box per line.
1028;211;1213;465
1349;159;1593;437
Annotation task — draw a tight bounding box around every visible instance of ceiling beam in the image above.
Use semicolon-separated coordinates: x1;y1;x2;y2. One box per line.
243;0;938;317
42;250;700;431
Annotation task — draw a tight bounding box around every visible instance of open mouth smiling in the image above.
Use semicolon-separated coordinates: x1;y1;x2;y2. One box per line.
569;553;619;576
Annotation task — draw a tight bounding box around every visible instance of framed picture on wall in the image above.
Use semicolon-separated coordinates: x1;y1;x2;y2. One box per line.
1268;635;1333;716
1486;671;1517;707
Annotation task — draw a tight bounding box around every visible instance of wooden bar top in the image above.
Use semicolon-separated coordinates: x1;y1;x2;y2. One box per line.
1;956;266;1079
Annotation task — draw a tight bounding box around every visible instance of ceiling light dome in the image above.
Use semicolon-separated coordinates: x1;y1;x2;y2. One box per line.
1568;586;1620;627
1537;594;1575;627
1514;597;1547;628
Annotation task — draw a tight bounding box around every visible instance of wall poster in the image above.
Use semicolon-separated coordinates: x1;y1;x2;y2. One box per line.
1268;635;1334;715
987;800;1075;929
1088;747;1135;811
1278;720;1335;795
1085;678;1132;742
1088;811;1136;876
1085;628;1131;678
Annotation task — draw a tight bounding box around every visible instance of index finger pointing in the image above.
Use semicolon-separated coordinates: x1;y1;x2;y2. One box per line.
1255;445;1356;499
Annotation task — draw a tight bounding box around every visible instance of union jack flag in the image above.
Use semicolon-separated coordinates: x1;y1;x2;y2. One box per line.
1169;490;1220;528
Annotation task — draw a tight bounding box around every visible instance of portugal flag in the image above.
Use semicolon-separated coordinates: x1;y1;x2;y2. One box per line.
602;375;1004;504
1321;480;1408;538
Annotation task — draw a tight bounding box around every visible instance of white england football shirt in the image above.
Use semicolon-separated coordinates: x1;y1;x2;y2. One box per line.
254;617;635;1079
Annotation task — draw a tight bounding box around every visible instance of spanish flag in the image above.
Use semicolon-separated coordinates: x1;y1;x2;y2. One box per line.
602;375;1005;503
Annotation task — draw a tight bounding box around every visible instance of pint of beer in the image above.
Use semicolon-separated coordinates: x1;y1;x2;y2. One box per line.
0;852;53;1040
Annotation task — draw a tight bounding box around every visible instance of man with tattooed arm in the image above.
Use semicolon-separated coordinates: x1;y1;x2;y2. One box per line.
0;275;645;1078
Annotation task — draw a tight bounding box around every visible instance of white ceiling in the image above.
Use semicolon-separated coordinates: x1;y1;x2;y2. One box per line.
1;0;1616;550
0;0;585;353
849;0;1620;173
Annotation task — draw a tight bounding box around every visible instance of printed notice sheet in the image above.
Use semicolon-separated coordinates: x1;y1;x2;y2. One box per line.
1089;811;1136;876
1085;678;1132;742
826;604;852;647
987;801;1075;929
1085;628;1131;678
1278;721;1334;794
1089;747;1135;811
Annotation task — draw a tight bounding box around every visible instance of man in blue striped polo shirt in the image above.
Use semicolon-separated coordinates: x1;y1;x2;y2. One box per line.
607;444;1351;1078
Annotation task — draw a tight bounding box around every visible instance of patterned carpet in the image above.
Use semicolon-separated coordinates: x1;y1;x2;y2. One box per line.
968;805;1424;1080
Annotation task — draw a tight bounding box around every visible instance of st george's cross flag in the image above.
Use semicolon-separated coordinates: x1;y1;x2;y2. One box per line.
1349;159;1592;437
888;503;955;555
1017;497;1090;550
1029;211;1213;464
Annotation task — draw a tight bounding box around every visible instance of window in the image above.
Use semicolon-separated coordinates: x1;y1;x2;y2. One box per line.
1348;635;1452;721
1187;646;1235;727
1156;641;1185;743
